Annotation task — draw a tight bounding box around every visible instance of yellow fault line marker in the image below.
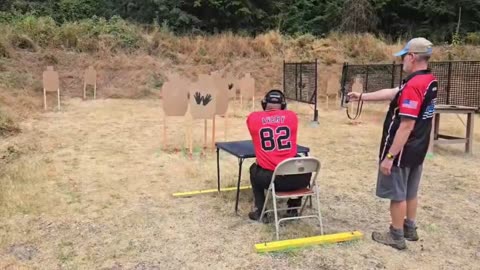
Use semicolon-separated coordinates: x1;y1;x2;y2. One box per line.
255;231;364;253
172;186;252;197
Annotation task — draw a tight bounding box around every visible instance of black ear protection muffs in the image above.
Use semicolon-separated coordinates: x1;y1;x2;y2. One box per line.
261;89;287;111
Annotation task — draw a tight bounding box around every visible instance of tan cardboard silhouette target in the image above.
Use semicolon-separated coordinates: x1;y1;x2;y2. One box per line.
224;73;238;100
83;66;97;99
161;73;190;150
211;73;233;144
351;76;364;93
189;74;217;120
163;74;189;117
187;74;217;153
326;74;341;109
239;73;255;110
213;76;230;116
42;66;61;110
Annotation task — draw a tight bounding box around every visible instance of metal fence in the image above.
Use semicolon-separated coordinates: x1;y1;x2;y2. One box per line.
340;61;480;110
283;59;318;121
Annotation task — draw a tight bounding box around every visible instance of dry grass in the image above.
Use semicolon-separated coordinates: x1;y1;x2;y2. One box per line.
0;109;20;137
0;97;479;269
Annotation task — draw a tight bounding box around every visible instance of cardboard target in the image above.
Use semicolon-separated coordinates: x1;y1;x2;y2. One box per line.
240;73;255;99
351;76;364;93
212;74;230;115
43;66;59;92
42;66;61;110
224;73;238;99
84;66;96;86
189;74;217;120
162;74;189;117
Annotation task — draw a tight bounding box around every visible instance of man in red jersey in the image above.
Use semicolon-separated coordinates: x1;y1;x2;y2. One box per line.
348;37;437;250
246;89;311;221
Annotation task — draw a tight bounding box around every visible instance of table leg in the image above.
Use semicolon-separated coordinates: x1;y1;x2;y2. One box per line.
217;147;220;192
466;113;474;154
235;158;244;213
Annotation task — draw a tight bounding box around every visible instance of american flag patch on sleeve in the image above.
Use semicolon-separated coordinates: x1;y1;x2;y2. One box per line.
402;99;418;109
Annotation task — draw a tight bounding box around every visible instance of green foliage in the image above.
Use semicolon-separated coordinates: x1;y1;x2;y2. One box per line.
1;0;480;42
2;14;143;52
465;32;480;45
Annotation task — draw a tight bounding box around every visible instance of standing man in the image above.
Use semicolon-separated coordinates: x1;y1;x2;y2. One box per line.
246;89;311;221
348;37;438;250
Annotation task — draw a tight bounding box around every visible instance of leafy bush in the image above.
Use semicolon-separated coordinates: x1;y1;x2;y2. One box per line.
2;15;144;52
465;32;480;45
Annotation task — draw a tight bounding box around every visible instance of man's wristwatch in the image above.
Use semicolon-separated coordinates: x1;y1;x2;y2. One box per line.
386;153;395;160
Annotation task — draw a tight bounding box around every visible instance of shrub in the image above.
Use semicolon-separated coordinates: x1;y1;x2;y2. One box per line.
465;32;480;45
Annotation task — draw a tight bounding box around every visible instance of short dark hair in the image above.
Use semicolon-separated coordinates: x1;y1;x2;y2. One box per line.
416;54;431;62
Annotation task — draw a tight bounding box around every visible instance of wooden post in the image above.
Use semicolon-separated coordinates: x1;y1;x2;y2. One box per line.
211;116;216;150
189;118;193;156
204;119;208;149
163;116;167;150
43;89;47;111
184;117;189;151
57;88;61;110
83;82;87;100
224;113;228;142
94;83;97;99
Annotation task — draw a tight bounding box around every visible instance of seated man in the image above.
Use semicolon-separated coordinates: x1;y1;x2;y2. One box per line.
246;89;312;221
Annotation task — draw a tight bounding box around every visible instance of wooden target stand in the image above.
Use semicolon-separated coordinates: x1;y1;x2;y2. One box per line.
42;66;61;111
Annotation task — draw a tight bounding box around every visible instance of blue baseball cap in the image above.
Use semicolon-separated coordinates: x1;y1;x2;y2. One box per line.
394;37;433;57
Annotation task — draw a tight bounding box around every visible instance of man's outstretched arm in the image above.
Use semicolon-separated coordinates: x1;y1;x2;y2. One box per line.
348;87;399;102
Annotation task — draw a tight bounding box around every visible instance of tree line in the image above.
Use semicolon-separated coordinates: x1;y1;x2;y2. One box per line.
1;0;479;43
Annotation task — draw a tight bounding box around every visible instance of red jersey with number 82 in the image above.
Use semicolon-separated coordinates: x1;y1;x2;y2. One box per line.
246;110;298;171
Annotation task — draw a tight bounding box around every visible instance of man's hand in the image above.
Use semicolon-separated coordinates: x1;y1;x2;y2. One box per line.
380;158;394;175
347;92;362;102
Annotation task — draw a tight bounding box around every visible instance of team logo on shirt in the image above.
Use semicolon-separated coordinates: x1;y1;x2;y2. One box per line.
422;98;436;119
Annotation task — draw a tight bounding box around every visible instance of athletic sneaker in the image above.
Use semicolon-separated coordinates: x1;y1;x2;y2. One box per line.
372;230;407;250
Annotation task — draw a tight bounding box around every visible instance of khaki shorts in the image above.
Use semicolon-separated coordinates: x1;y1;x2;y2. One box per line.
376;165;423;201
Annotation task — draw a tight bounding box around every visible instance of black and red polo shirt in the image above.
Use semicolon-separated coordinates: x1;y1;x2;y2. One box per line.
379;69;438;167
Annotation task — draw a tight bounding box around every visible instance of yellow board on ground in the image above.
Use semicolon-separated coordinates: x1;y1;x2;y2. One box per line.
172;186;252;197
255;231;363;253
